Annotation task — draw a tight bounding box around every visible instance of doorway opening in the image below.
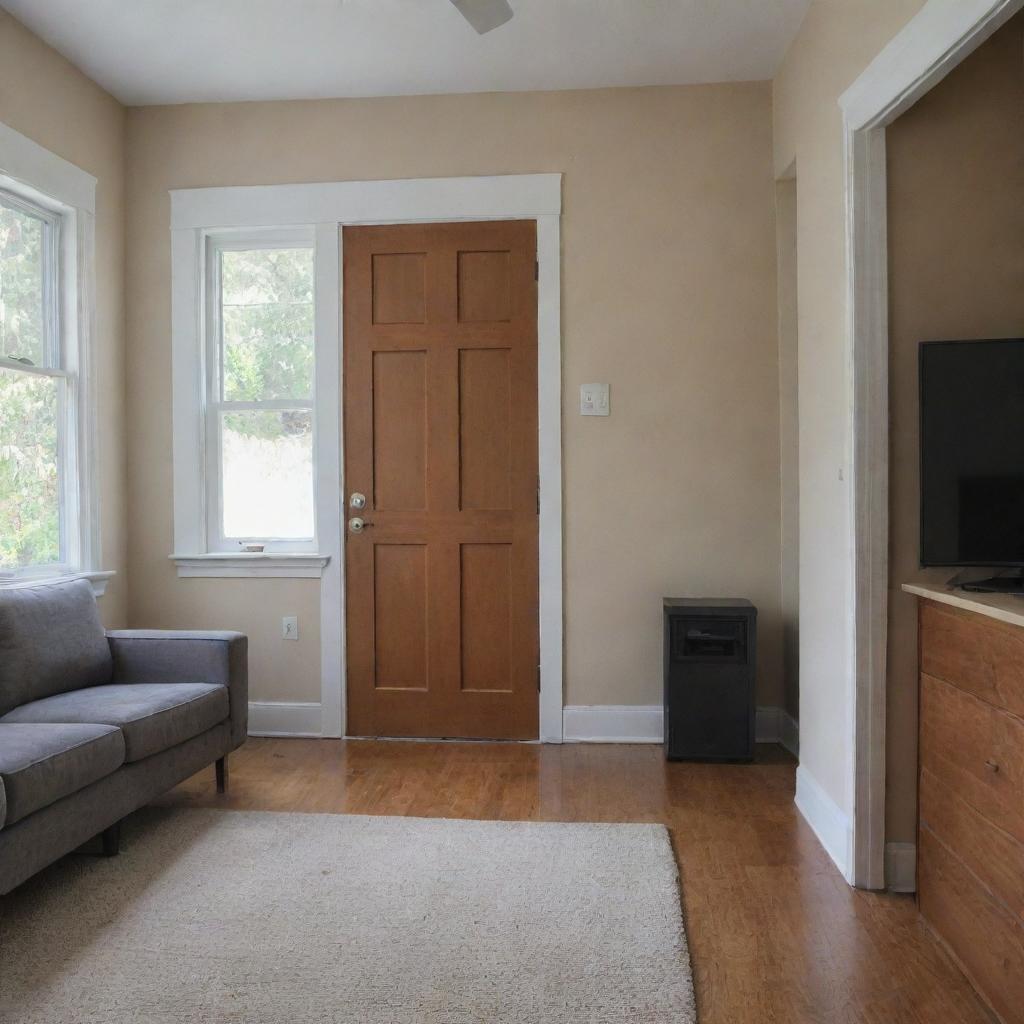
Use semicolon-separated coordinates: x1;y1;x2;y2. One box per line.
775;169;800;761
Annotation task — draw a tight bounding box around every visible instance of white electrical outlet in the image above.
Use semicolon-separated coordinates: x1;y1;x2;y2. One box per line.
580;383;610;416
282;616;299;641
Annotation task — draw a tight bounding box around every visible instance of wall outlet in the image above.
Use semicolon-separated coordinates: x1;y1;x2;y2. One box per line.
282;616;299;641
580;383;610;416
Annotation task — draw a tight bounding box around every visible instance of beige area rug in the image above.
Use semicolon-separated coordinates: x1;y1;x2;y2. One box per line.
0;809;695;1023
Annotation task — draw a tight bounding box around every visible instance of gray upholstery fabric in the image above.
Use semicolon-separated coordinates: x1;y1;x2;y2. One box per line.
0;580;113;717
0;617;247;893
0;722;230;895
0;723;125;827
107;631;248;748
2;684;228;763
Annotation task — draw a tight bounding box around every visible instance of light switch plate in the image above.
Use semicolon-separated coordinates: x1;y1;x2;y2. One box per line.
282;616;299;641
580;383;610;416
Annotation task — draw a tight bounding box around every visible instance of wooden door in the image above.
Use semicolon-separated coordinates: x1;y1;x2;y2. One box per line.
343;221;539;740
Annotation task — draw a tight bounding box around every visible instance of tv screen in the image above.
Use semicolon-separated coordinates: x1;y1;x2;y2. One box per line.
920;338;1024;567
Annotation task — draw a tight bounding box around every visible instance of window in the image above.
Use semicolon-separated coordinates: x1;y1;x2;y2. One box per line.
205;232;316;552
0;189;68;575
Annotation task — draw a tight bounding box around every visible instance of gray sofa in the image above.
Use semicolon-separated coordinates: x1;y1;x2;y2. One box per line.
0;578;247;894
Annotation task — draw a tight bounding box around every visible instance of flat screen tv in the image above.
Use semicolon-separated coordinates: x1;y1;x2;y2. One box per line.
920;338;1024;569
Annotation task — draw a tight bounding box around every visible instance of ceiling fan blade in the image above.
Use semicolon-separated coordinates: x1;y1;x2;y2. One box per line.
449;0;514;35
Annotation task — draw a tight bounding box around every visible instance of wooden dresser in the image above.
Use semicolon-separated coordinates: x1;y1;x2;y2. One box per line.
914;592;1024;1024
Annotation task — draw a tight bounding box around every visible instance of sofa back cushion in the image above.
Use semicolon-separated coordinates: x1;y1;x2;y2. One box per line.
0;580;112;717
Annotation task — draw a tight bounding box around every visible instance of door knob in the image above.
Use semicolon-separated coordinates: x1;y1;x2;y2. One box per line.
348;517;372;534
349;492;366;510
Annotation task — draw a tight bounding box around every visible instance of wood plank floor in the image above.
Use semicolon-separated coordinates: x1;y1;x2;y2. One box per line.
156;739;992;1024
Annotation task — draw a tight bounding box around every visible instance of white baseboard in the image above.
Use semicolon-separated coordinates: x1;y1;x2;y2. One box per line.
754;705;780;742
248;701;323;738
248;699;799;748
754;706;799;753
562;703;799;747
795;765;853;883
562;705;663;743
780;710;799;758
885;842;917;893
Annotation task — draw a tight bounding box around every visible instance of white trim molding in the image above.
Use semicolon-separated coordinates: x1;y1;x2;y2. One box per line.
247;701;323;738
755;706;800;756
172;553;330;579
755;706;781;743
563;704;798;748
170;173;563;742
885;841;917;894
795;765;853;883
837;0;1024;890
563;705;663;744
780;710;799;759
0;119;106;591
0;119;97;213
171;174;561;231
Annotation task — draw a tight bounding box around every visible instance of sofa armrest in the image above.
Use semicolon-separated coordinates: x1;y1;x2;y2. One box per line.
106;631;248;749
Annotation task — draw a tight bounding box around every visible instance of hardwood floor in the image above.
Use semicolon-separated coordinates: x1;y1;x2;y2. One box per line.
156;739;992;1024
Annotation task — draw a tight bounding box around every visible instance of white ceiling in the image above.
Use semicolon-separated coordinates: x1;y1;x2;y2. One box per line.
0;0;810;107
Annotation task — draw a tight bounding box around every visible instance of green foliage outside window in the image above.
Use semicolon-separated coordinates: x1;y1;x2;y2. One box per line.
1;203;59;569
221;247;314;442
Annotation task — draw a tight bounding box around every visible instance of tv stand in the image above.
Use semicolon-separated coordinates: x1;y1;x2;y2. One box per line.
958;574;1024;594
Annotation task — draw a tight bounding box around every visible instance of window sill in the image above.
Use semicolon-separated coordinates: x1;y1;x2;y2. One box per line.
0;569;115;597
171;553;330;579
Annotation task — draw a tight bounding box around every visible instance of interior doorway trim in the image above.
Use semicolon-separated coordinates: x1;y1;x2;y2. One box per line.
839;0;1023;888
170;173;564;742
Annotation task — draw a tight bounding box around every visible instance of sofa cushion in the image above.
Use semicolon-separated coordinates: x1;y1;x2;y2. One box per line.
1;683;229;763
0;722;125;827
0;580;113;717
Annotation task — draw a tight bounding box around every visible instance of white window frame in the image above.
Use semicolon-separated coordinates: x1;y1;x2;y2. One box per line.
0;120;108;595
203;228;318;555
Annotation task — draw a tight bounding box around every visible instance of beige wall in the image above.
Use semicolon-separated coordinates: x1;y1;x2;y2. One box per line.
0;10;127;626
772;0;927;812
886;13;1024;843
124;84;784;712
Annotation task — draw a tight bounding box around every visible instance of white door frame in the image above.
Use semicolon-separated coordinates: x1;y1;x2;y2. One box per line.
840;0;1023;888
170;173;564;742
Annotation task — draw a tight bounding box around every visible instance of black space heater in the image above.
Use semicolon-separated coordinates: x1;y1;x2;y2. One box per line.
663;598;757;762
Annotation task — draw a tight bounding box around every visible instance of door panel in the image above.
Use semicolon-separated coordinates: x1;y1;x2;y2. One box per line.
371;350;427;511
373;544;428;690
460;543;513;692
458;250;512;322
343;221;539;739
372;252;427;324
459;347;512;510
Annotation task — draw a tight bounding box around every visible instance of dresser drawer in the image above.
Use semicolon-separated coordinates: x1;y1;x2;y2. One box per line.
920;600;1024;717
919;827;1024;1024
920;673;1024;843
920;766;1024;921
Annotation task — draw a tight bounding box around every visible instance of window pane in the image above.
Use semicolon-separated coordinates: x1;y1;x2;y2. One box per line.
0;202;46;367
0;367;60;568
221;247;314;401
221;409;313;539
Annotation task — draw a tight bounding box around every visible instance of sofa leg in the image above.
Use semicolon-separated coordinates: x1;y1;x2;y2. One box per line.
216;756;228;794
101;822;120;857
